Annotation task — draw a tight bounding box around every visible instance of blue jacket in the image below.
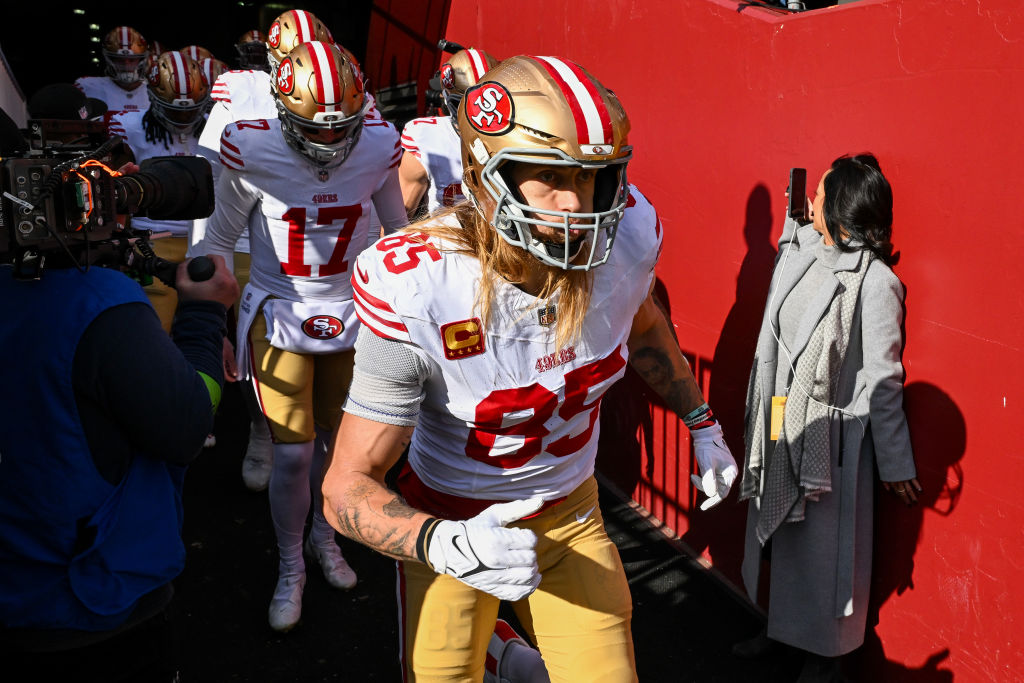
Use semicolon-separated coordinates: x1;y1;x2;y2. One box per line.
0;266;187;631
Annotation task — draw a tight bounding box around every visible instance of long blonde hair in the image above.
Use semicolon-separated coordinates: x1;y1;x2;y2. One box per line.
410;204;593;350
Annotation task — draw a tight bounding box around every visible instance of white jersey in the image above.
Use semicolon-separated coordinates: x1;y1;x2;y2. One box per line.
108;111;203;238
201;116;404;302
352;187;662;503
74;77;148;117
194;70;384;255
400;115;465;214
195;70;278;255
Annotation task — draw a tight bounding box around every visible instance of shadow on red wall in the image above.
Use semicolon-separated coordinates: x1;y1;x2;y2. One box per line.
849;381;964;680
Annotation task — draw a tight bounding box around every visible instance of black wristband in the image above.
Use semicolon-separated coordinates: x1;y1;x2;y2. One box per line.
416;517;441;566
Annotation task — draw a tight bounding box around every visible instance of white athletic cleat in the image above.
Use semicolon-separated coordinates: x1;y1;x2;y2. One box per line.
484;618;550;683
241;423;273;491
304;535;357;590
268;570;306;633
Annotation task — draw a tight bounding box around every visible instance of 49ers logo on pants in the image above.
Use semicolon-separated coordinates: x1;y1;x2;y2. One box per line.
302;315;344;339
464;83;514;135
440;318;485;360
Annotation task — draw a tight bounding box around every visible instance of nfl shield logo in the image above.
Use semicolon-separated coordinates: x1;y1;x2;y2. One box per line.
537;305;557;327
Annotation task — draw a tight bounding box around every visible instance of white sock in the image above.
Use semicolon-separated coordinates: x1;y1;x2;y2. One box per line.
269;440;314;570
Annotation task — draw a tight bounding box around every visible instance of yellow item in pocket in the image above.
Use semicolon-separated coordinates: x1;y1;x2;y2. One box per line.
770;396;787;441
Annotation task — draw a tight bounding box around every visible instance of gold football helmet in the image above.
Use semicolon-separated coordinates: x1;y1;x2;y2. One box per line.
146;50;211;135
181;45;214;63
275;41;367;168
440;48;498;120
200;57;230;109
102;26;150;85
266;10;334;80
458;55;632;270
235;29;269;71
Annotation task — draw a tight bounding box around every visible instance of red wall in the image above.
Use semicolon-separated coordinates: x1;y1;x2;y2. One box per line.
446;0;1023;679
365;0;451;111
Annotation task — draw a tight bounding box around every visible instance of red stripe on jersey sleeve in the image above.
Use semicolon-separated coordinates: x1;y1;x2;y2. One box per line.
351;274;399;315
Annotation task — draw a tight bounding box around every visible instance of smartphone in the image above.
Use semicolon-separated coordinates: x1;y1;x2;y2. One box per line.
787;167;807;220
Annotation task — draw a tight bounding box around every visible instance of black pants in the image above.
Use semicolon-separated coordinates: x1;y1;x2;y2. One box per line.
4;606;181;683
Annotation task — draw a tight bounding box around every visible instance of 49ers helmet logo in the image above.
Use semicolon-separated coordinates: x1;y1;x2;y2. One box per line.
277;57;294;94
465;83;514;135
440;63;455;90
268;21;282;49
302;315;343;339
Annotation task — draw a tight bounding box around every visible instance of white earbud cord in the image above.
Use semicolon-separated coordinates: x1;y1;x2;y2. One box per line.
767;227;866;436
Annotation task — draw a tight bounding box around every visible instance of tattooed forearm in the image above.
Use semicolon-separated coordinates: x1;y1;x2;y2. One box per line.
329;476;425;562
630;346;705;418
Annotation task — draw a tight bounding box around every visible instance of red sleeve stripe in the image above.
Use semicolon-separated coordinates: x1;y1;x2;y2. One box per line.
531;56;612;146
351;273;399;314
352;283;410;336
219;134;243;168
219;152;243;170
220;135;241;155
354;307;408;342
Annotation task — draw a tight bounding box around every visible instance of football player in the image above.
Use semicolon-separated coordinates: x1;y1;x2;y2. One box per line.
75;26;151;118
195;41;407;632
234;29;269;71
322;56;738;681
194;9;370;491
108;49;211;333
398;47;498;219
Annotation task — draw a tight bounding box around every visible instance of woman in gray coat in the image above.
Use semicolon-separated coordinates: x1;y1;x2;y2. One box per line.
736;154;920;681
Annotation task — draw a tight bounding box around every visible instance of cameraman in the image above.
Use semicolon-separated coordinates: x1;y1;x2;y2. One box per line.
0;226;238;683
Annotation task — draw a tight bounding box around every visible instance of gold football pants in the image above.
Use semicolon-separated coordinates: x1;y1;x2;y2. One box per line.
398;476;637;683
248;311;353;443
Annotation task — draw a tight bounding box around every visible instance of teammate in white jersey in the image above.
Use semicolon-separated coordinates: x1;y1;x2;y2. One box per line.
75;26;151;119
322;56;738;681
195;9;338;489
197;41;407;633
398;47;498;219
108;49;210;333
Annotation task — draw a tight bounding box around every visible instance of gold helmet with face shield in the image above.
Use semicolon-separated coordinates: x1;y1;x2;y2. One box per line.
146;50;211;135
457;55;631;270
275;41;367;168
102;26;150;85
266;10;334;80
439;48;498;120
235;29;269;71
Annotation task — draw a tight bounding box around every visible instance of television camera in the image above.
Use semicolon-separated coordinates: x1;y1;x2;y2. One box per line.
0;118;215;283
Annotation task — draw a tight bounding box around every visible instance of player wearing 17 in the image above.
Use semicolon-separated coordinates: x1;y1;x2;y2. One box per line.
322;55;738;681
197;40;407;633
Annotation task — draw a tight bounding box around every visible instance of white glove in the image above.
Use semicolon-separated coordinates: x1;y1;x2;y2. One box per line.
689;422;738;510
426;498;544;601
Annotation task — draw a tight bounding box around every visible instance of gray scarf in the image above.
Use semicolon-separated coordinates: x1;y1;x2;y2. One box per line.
740;248;873;545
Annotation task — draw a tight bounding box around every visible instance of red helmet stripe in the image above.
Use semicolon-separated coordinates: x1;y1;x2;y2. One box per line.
532;56;611;146
310;42;341;113
170;52;190;96
466;49;488;82
560;59;613;146
294;10;315;43
120;26;130;49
